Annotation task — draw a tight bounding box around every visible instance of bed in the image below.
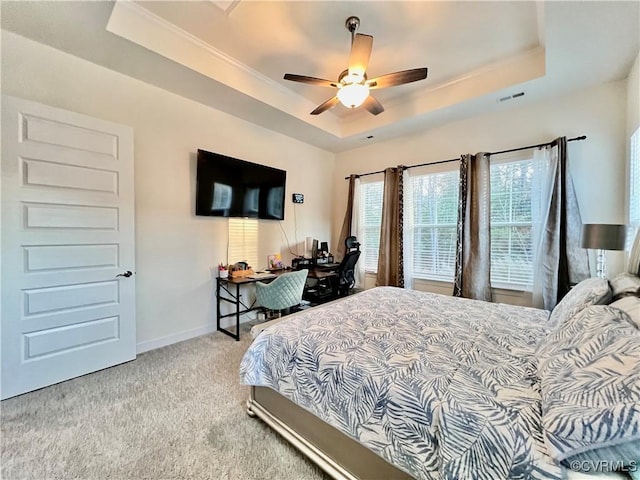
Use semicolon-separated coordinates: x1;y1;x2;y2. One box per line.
240;278;640;480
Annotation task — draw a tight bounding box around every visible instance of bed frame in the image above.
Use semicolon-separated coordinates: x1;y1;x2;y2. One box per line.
247;386;411;480
246;386;630;480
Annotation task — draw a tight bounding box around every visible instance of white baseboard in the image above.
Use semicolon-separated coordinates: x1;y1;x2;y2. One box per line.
136;324;217;354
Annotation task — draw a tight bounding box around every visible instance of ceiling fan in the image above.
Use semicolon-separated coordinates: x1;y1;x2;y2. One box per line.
283;16;428;116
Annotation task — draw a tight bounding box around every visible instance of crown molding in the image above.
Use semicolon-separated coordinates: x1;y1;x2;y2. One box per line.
106;1;341;136
110;1;286;94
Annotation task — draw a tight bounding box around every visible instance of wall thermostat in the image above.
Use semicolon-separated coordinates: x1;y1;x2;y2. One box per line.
292;193;304;204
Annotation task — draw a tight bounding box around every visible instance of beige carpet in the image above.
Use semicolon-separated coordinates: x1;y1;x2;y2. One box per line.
1;325;328;480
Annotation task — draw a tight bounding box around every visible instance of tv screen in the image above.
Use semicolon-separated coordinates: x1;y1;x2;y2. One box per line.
195;149;286;220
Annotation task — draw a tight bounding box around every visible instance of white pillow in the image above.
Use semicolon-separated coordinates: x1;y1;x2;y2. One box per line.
548;277;611;327
609;272;640;300
539;305;640;469
610;295;640;329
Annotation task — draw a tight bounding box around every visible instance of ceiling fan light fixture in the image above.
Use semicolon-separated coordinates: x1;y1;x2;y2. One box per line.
337;83;369;108
283;16;427;116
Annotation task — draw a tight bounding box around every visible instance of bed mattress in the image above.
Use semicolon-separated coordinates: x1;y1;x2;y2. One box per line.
241;286;571;480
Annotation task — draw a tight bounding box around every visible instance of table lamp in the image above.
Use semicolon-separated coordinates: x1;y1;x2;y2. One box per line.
580;224;627;278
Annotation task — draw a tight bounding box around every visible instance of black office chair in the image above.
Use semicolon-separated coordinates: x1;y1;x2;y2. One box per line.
336;236;361;297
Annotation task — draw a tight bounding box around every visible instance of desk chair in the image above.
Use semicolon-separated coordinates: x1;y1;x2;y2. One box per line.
336;236;361;297
255;269;309;319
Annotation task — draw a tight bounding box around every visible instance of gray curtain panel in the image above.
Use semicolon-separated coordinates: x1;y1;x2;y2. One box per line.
540;137;590;308
336;175;357;261
453;153;493;301
376;167;404;287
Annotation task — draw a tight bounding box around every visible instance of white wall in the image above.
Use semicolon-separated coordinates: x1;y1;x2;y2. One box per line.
1;31;335;351
628;51;640;141
333;80;629;304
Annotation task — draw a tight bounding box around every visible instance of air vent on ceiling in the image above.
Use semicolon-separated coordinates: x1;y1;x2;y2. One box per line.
497;91;525;103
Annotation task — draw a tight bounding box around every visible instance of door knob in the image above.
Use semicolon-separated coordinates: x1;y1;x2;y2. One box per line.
116;270;133;278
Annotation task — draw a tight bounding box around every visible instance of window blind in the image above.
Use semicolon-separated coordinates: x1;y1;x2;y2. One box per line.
490;159;534;287
228;218;259;269
360;181;384;273
411;170;459;280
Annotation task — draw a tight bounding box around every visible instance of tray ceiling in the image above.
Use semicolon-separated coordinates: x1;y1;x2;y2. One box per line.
2;1;638;152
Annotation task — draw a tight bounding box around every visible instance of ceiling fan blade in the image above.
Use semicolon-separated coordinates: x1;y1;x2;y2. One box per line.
366;68;428;89
362;95;384;116
310;96;340;115
348;33;373;78
284;74;339;88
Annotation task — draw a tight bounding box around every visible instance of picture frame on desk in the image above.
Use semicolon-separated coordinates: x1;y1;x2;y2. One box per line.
267;253;285;270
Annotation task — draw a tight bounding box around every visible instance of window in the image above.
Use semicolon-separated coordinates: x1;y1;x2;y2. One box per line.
359;181;384;272
408;158;534;288
628;128;640;249
490;159;534;287
228;218;259;269
357;158;536;289
411;170;460;280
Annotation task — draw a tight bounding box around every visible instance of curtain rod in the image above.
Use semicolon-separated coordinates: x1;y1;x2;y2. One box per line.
344;135;587;180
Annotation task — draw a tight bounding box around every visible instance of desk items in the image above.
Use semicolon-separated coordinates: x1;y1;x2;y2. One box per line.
229;261;255;278
292;257;313;270
217;263;229;279
248;273;277;280
315;255;335;265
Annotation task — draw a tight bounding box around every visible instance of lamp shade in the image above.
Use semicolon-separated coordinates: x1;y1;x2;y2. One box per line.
580;224;627;250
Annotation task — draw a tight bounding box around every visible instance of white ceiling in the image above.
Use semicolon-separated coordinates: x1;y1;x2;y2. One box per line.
2;1;639;152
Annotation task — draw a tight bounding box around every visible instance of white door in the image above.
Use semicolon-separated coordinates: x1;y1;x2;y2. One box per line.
1;95;136;399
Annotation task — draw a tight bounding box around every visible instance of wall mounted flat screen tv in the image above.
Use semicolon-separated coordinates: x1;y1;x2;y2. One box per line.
195;149;286;220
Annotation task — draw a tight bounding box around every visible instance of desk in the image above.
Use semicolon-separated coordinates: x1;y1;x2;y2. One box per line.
303;270;338;303
216;275;275;341
216;269;337;341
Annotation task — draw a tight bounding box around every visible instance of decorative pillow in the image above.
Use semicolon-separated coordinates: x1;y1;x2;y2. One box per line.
547;277;611;328
565;440;640;475
539;305;640;470
609;272;640;300
610;295;640;329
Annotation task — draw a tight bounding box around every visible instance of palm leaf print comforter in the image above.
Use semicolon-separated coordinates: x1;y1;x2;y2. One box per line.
240;287;564;480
